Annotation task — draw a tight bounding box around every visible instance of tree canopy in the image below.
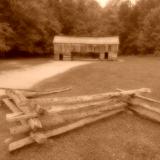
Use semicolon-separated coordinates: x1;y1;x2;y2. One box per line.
0;0;160;57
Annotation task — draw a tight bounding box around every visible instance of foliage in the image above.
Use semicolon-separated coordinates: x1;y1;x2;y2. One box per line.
0;23;15;53
118;0;160;55
0;0;61;56
138;6;160;55
0;0;160;56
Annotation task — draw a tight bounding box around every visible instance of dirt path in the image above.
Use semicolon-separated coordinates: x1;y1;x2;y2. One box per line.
0;61;91;95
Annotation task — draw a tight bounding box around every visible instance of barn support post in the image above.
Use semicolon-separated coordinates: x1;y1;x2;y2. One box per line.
54;51;60;60
99;52;105;60
108;52;117;61
63;52;72;61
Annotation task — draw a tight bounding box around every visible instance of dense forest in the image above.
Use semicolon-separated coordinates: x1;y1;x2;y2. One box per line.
0;0;160;57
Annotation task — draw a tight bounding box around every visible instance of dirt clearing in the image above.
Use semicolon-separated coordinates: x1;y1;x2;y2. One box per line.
0;60;91;95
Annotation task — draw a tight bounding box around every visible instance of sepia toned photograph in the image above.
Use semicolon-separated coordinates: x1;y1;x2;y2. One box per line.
0;0;160;159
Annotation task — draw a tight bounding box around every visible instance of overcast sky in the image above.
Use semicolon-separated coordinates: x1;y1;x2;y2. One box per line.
96;0;136;7
96;0;109;7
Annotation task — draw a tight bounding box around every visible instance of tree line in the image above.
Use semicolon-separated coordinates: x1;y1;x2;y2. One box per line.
0;0;160;57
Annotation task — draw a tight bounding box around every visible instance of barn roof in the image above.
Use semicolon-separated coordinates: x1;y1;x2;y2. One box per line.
53;36;119;45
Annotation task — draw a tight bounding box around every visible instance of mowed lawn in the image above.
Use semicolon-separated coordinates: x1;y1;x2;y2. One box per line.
1;56;160;160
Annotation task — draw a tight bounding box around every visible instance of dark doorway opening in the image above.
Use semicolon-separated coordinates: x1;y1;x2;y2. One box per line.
59;54;63;60
71;52;99;60
105;52;109;59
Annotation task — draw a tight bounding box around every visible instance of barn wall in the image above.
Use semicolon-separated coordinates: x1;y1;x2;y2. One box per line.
54;43;119;61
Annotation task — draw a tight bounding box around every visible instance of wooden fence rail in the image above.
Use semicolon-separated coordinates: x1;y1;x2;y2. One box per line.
1;87;160;152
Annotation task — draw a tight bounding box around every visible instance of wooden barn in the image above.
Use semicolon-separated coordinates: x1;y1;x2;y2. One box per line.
53;36;119;61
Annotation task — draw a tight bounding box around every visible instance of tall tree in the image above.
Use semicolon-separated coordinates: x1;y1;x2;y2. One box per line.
118;0;133;54
71;0;102;36
7;0;61;56
0;0;16;55
118;0;160;55
0;23;15;55
138;6;160;55
59;0;77;35
98;6;119;36
85;0;102;36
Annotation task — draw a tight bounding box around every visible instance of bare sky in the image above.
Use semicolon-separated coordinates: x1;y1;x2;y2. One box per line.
96;0;109;7
96;0;136;7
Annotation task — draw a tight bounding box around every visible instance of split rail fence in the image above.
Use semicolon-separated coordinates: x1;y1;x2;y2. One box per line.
1;87;160;152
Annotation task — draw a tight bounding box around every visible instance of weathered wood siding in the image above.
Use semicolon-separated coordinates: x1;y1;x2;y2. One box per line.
53;36;119;61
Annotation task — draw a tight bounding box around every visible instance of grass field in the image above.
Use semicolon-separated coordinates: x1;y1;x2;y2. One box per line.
1;56;160;160
34;56;160;99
